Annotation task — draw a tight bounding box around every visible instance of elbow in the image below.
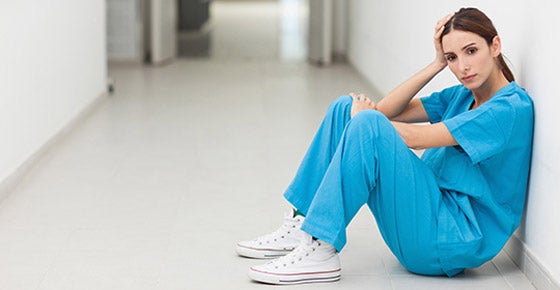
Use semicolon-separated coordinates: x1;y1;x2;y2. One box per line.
375;102;395;119
408;142;427;150
394;123;425;149
402;134;425;150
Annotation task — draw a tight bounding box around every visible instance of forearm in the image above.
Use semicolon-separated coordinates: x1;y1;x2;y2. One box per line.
391;121;457;150
377;61;446;119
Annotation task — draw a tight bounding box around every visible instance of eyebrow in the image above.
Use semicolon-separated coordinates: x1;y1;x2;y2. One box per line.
444;42;477;55
461;42;477;50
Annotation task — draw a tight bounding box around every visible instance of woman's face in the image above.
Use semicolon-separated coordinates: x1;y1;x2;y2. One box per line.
442;30;500;90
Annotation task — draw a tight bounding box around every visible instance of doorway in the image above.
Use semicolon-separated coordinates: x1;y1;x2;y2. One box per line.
177;0;309;62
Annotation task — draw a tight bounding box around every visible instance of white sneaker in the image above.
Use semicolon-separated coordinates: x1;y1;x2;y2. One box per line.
236;211;304;259
248;233;341;285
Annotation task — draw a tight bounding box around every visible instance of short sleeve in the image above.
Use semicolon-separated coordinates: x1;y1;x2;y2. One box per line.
421;85;462;123
443;98;516;164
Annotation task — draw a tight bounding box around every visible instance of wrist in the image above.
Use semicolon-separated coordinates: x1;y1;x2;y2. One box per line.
430;60;447;72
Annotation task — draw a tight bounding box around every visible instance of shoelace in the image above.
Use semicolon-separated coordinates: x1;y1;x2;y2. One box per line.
268;239;320;269
254;215;302;245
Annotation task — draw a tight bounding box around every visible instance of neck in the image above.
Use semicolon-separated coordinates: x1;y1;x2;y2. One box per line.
471;69;510;109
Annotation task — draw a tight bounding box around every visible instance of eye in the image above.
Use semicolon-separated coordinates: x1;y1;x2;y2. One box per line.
446;55;456;62
467;47;478;54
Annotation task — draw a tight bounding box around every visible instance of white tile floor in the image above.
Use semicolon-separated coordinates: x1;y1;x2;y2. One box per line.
0;1;536;289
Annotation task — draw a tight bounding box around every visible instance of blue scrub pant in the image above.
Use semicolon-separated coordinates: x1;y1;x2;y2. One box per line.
284;96;447;275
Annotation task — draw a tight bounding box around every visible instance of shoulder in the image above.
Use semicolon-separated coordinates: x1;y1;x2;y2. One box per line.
492;82;531;103
485;82;534;116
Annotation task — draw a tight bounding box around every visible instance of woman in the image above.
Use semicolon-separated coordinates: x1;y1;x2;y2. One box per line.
236;7;534;285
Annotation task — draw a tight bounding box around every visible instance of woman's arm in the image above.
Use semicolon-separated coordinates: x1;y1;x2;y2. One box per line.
391;121;458;149
349;14;457;149
376;14;453;122
377;62;446;122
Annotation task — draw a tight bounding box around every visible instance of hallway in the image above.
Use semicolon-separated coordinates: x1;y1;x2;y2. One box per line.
0;1;535;289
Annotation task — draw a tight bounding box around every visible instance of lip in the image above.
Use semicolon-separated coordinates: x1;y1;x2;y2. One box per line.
462;74;477;82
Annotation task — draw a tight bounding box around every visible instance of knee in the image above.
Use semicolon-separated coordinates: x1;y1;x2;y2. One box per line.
345;110;391;137
327;95;353;113
351;110;389;126
333;95;353;106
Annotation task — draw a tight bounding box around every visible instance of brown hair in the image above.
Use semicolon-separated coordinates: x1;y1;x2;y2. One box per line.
441;7;515;82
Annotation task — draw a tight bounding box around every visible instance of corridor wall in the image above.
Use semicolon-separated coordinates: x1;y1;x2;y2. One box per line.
0;1;107;199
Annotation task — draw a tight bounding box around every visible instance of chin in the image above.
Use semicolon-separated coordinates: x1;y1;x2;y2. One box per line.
462;82;480;90
458;77;483;90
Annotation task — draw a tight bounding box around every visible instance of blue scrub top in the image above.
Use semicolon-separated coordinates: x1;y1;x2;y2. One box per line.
420;82;534;276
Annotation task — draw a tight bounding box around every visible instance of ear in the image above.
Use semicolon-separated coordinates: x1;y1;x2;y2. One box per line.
491;36;502;57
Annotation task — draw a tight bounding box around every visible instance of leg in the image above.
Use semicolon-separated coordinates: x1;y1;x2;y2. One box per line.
284;95;352;214
236;95;351;259
299;110;445;275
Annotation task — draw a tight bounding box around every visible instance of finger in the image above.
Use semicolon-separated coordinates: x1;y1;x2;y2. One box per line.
434;25;445;40
435;13;453;32
441;15;452;31
435;22;445;34
435;17;451;40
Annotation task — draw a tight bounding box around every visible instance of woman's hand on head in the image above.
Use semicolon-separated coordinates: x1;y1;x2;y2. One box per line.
434;14;454;68
349;93;376;118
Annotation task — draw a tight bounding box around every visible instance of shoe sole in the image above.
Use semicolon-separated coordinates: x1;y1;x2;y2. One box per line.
248;267;341;285
236;245;294;259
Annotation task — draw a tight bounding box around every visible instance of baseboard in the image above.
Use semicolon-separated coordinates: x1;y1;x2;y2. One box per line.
0;91;108;204
504;234;560;289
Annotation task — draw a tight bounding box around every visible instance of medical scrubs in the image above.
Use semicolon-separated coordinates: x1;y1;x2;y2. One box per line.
283;82;533;276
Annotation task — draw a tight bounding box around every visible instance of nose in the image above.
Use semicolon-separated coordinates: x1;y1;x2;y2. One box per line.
459;58;470;73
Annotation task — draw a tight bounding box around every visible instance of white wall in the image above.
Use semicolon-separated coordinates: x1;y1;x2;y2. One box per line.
332;0;348;58
107;0;145;62
0;1;107;190
347;0;560;286
147;0;178;64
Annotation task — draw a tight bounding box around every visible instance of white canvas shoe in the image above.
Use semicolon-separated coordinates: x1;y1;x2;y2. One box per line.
236;211;304;259
248;233;341;285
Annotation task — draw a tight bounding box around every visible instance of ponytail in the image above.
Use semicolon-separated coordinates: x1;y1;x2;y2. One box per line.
497;54;515;82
